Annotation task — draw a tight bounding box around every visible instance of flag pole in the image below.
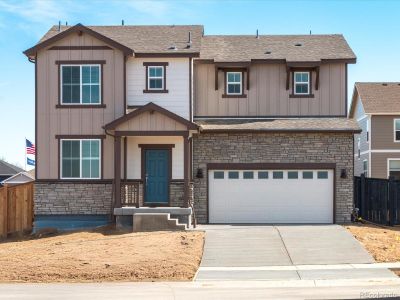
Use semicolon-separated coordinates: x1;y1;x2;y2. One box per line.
25;137;27;171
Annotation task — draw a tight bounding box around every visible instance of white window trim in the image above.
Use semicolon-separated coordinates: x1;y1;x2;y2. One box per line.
387;158;400;178
226;71;242;95
394;119;400;143
363;159;368;177
60;64;101;105
148;66;164;90
293;71;310;95
60;139;101;179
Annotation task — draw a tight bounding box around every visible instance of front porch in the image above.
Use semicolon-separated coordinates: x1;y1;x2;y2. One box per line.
103;103;198;230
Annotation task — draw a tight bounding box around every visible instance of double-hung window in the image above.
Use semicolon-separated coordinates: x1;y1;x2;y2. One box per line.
388;159;400;180
61;139;101;179
148;66;164;90
226;72;242;95
61;65;101;104
294;72;310;95
394;119;400;142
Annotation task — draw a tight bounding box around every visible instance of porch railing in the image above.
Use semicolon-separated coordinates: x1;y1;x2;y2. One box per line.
120;181;140;208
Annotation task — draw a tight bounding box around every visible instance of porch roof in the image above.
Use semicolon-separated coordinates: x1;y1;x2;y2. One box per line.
104;102;199;132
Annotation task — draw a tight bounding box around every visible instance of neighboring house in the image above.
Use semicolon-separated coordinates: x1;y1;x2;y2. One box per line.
24;23;359;225
0;160;24;183
1;171;34;185
350;83;400;179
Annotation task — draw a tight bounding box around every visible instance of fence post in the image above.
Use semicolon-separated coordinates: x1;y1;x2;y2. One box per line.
388;176;396;226
360;174;366;219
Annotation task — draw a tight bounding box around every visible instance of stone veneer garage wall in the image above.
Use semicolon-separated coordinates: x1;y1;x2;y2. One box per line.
192;132;354;224
34;183;113;215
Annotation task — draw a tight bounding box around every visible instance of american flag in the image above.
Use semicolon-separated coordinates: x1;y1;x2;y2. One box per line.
26;139;35;155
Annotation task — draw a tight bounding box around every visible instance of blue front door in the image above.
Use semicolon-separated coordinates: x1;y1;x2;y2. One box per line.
145;149;169;204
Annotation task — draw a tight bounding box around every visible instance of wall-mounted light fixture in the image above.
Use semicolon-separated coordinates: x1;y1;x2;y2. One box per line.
196;168;204;179
340;169;347;179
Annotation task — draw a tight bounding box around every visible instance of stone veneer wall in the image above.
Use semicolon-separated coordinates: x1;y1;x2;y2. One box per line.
192;132;354;224
34;183;113;215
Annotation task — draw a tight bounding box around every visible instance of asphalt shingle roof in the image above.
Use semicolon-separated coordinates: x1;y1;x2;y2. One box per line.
200;34;356;62
196;118;360;132
39;25;204;54
0;160;24;175
354;82;400;114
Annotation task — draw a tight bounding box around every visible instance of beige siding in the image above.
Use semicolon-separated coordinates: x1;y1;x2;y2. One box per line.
371;152;400;179
36;32;125;179
371;115;400;150
194;62;346;117
115;111;186;131
126;136;184;179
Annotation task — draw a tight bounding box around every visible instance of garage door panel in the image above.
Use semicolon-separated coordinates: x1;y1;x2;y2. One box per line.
209;170;334;224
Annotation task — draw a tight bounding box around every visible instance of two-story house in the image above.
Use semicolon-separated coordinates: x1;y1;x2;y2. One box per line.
350;82;400;179
24;24;360;226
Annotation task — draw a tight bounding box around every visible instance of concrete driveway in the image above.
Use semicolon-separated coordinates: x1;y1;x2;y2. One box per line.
195;225;397;281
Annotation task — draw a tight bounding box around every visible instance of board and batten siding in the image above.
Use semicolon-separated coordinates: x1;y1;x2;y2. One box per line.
126;136;184;180
371;115;400;150
126;57;190;120
194;62;346;117
36;32;125;179
371;152;400;179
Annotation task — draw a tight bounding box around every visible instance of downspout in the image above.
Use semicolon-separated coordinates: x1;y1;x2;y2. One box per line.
103;127;117;221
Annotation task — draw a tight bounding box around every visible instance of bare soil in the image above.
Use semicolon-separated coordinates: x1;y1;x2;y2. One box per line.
0;226;204;282
345;223;400;262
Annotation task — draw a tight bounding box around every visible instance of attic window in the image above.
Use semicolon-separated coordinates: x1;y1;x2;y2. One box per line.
294;43;302;47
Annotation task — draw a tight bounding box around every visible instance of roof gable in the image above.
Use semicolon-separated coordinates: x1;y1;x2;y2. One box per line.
0;160;24;175
23;24;133;57
104;102;198;131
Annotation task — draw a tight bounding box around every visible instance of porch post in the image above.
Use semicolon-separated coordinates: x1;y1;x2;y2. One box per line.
183;132;190;208
114;135;122;208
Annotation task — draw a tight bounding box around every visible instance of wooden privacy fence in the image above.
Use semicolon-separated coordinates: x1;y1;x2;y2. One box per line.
354;175;400;226
0;182;34;238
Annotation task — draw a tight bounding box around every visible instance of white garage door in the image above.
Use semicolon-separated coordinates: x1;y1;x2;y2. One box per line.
209;169;334;224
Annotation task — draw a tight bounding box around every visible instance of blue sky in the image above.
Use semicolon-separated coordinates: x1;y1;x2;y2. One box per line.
0;0;399;168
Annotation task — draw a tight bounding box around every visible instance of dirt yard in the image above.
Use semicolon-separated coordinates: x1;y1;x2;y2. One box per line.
0;227;204;283
345;223;400;263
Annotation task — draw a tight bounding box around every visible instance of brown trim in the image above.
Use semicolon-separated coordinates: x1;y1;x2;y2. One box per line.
143;63;168;93
101;137;104;180
104;102;198;130
114;136;122;208
138;144;175;148
127;105;142;109
123;56;127;115
140;145;173;206
195;58;356;65
55;104;106;108
290;68;314;97
315;66;320;90
189;57;192;121
55;134;106;139
321;58;356;64
124;137;127;180
345;63;348;117
246;66;250;90
55;60;106;65
214;66;218;91
222;94;248;98
143;62;169;66
289;94;315;98
115;131;189;137
194;114;348;119
24;24;133;57
135;52;199;58
57;63;105;107
48;46;112;51
194;59;215;64
35;179;113;184
57;136;60;180
189;137;193;181
207;163;336;170
35;54;38;180
199;129;361;134
286;62;321;68
183;135;189;207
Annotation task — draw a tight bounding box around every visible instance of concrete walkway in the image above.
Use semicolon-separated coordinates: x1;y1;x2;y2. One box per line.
195;225;397;281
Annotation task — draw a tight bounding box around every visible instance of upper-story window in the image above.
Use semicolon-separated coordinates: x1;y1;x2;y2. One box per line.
148;66;164;90
226;72;242;95
61;65;101;104
394;119;400;142
293;72;310;95
143;62;168;93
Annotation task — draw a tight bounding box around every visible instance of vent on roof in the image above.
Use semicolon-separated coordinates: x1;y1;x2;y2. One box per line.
294;43;302;47
58;21;61;31
122;20;124;26
382;83;388;86
265;51;271;54
168;45;178;51
256;29;259;39
187;31;192;48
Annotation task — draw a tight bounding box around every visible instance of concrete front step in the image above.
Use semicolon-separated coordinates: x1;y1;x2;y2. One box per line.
133;213;186;232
